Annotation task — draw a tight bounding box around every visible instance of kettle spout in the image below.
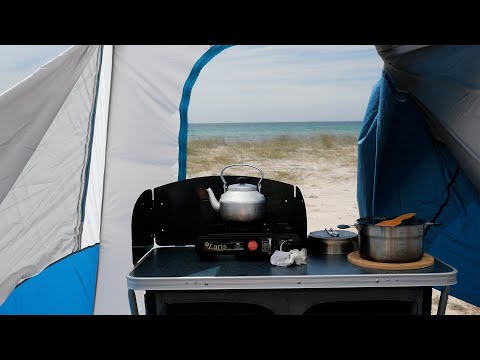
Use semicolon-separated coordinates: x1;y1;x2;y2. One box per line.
205;187;220;212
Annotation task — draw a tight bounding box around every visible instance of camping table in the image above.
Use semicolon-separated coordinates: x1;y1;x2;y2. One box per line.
126;246;457;315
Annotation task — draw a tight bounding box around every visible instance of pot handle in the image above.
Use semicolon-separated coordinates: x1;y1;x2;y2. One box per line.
325;228;340;237
220;164;264;193
425;222;442;227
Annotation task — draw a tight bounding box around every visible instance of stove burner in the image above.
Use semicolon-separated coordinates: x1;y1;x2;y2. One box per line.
206;221;294;235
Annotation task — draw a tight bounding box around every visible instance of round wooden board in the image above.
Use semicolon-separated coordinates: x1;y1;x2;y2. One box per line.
347;251;434;270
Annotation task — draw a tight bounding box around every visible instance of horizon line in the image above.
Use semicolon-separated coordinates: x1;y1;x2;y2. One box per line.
190;120;363;125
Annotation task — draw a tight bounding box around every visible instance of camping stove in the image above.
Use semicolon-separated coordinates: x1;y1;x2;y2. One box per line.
195;220;304;257
131;175;308;263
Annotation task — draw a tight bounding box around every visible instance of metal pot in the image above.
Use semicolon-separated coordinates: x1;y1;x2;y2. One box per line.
307;228;358;255
338;217;439;263
205;164;266;222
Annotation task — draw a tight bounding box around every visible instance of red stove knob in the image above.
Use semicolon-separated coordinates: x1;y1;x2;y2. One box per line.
248;240;258;251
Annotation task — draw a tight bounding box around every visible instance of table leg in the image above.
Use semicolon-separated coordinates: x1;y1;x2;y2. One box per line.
128;289;139;315
437;286;450;315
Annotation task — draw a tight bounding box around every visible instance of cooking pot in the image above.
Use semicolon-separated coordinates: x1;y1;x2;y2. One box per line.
205;164;266;222
338;217;440;263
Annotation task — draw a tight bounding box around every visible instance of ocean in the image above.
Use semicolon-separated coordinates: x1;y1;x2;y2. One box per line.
188;121;362;141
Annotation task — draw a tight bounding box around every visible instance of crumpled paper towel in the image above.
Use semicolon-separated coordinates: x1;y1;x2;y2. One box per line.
270;248;308;267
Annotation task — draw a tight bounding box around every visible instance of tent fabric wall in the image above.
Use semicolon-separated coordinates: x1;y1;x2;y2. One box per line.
93;45;209;314
0;45;102;306
0;244;99;315
0;46;99;204
377;45;480;195
358;71;480;306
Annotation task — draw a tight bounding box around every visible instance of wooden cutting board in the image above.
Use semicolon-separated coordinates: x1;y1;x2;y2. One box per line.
347;251;434;270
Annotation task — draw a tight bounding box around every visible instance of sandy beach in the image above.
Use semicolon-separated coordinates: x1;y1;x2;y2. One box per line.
187;134;480;315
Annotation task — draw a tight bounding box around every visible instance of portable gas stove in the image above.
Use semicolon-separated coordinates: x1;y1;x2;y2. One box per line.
131;175;307;263
195;220;304;257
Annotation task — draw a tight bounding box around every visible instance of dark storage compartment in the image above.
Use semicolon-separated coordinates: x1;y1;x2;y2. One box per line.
164;302;275;315
159;300;415;315
304;300;416;315
143;287;432;315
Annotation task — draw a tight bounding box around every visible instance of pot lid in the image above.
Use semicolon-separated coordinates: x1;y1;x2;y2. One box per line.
308;229;358;240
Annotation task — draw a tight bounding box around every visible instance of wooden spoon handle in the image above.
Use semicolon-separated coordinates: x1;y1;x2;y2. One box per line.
375;212;416;227
396;212;417;221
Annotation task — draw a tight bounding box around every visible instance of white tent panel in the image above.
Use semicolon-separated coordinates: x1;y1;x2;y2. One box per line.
94;45;209;314
0;45;101;305
82;45;113;248
0;46;99;204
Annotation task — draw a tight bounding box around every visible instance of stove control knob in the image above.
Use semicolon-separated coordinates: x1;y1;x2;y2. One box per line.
248;240;258;251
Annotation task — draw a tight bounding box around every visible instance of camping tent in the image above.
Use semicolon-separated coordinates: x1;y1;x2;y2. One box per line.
0;45;478;314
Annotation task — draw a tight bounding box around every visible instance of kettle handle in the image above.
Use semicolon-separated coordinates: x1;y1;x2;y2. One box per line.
220;164;264;193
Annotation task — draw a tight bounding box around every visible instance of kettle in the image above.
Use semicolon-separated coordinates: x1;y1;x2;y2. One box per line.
205;164;266;222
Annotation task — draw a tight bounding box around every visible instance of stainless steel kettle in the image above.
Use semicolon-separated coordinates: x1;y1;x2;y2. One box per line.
205;164;266;222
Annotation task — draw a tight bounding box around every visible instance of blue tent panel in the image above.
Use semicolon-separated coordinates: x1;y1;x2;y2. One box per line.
357;72;480;306
0;244;99;315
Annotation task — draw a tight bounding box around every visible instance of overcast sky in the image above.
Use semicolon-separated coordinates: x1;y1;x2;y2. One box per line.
189;45;383;123
0;45;383;122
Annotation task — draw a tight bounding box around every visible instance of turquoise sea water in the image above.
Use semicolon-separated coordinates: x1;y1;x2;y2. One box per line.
188;121;361;141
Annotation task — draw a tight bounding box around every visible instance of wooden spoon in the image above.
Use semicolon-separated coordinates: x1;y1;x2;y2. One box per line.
375;212;416;227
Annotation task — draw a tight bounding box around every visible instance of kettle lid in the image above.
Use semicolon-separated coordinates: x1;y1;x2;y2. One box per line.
228;177;258;192
227;182;258;192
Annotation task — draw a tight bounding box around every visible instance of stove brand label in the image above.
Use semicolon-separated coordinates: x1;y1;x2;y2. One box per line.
204;241;235;251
